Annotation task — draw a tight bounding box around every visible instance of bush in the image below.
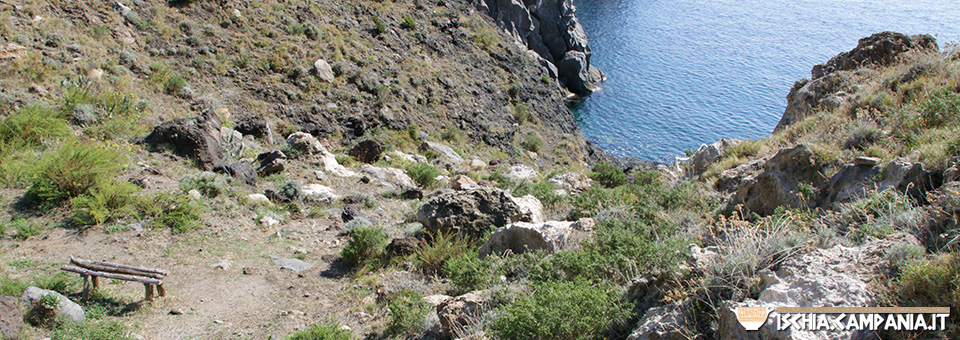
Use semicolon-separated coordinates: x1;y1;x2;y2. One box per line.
386;290;429;338
285;322;354;340
493;280;629;340
372;16;386;34
405;163;440;188
513;103;532;125
886;252;959;338
137;193;204;234
416;231;471;275
443;253;497;295
0;276;29;296
11;218;45;240
179;172;232;198
164;75;187;95
920;90;960;127
341;226;387;269
70;180;141;226
588;163;626;188
0;105;71;149
521;132;542;153
401;16;417;30
27;141;123;209
513;181;564;208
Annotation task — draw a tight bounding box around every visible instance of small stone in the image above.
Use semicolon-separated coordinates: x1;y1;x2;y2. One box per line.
247;194;271;204
259;216;280;226
314;170;330;182
213;319;223;324
187;189;203;200
340;325;351;331
470;159;486;169
313;59;335;83
86;68;104;80
212;259;231;270
854;156;881;167
170;308;184;315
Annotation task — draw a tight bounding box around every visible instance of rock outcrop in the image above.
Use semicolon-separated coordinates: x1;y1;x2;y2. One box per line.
142;110;226;171
690;138;739;176
437;290;490;339
478;0;602;95
479;218;594;258
717;238;908;340
729;145;827;216
776;32;938;131
417;188;544;237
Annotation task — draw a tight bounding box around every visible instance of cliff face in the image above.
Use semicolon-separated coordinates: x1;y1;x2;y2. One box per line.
478;0;604;95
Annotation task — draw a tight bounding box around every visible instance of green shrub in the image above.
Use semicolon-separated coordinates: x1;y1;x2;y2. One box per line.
0;105;71;149
70;180;141;226
0;276;29;296
164;75;187;95
341;226;387;269
493;279;629;340
386;290;429;338
920;90;960;127
401;16;417;30
441;124;464;144
179;172;232;198
513;103;532;124
285;322;354;340
405;163;440;188
11;218;45;240
137;193;204;234
886;252;959;338
588;163;626;188
27;142;124;209
521;132;542;153
443;253;497;295
415;231;471;275
51;319;134;340
372;16;386;34
33;272;79;295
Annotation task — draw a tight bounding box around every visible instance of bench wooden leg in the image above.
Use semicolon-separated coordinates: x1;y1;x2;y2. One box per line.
81;275;90;299
91;276;100;290
144;284;154;301
157;283;166;297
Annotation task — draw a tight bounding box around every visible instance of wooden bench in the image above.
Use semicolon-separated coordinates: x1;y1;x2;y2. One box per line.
60;257;168;301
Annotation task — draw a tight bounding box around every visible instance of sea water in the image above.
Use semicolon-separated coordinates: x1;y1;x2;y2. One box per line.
573;0;960;162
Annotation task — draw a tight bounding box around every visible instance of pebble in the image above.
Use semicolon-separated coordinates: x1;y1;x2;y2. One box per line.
170;308;184;315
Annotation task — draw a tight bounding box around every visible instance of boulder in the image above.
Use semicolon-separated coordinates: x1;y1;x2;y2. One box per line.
256;150;286;176
819;163;880;208
212;162;257;185
341;206;369;223
729;145;826;216
143;110;225;170
450;175;479;190
626;300;692;340
20;287;85;325
716;159;765;193
557;50;595;95
246;193;271;205
875;161;942;204
313;58;335;82
478;218;594;258
437;290;490;338
348;140;384;164
286;132;326;155
269;255;313;272
420;141;464;165
303;184;338;202
417;188;544;237
234;114;270;139
548;172;592;192
361;164;415;188
0;295;22;340
399;186;423;200
387;236;422;257
503;164;538;182
320;151;358;177
690;139;739;176
718;238;909;340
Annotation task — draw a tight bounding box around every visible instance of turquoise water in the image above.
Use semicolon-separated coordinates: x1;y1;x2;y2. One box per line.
573;0;960;161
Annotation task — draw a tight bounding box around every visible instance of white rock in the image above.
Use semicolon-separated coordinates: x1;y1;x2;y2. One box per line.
232;8;242;18
259;216;280;226
470;159;487;169
321;152;357;177
313;59;335;83
509;194;544;223
314;170;330;182
303;184;339;202
187;189;203;200
548;172;592;192
286;132;326;155
423;294;452;307
420;141;464;165
21;287;85;322
504;164;538;182
479;218;594;257
247;194;270;204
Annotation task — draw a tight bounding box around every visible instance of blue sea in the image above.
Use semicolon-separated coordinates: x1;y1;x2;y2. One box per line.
573;0;960;162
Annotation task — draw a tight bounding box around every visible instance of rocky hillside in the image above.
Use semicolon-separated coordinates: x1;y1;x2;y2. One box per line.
0;0;957;338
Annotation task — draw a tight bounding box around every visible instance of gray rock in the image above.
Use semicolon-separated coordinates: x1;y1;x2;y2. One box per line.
718;238;909;340
437;290;489;339
0;295;22;340
143;110;225;171
853;156;881;166
417;188;544;237
716;159;765;193
420;141;464;165
503;164;538;182
558;50;595;95
479;218;594;258
626;300;692;340
690;139;739;176
729;145;826;216
71;104;98;127
20;287;84;325
286;132;325;155
256;150;286;176
269;256;313;272
819;163;880;208
213;162;257;185
548;172;591;192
